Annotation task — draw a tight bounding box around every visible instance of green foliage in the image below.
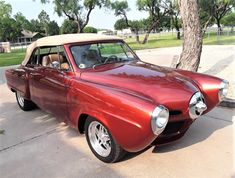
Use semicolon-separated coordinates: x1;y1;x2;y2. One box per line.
48;20;60;35
28;19;44;33
111;0;129;17
83;26;97;33
0;0;12;19
221;12;235;26
0;17;21;42
60;20;78;34
129;20;144;32
14;12;31;31
199;0;235;29
114;18;128;30
38;10;50;35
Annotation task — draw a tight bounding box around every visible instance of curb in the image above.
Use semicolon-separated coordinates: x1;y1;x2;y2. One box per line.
219;98;235;108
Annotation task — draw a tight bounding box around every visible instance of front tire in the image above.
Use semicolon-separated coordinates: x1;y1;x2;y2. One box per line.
16;91;35;111
85;117;125;163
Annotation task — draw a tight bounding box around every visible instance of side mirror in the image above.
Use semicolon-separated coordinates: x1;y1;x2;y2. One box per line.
51;61;60;69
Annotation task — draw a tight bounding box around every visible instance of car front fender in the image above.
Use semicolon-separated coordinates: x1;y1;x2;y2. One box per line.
67;80;157;152
175;69;223;112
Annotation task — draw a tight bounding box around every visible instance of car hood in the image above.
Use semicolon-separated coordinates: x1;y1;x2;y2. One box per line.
80;61;199;110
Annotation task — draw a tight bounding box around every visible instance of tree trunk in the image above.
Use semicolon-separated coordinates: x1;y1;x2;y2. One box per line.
76;20;82;33
216;18;222;34
142;31;150;44
141;21;158;44
135;31;140;44
177;30;180;39
202;16;213;36
177;0;203;72
175;24;180;39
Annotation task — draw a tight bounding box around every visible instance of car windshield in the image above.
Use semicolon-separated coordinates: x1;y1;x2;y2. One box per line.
70;41;138;69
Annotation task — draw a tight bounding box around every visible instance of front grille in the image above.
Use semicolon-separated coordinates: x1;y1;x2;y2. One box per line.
162;120;185;135
169;110;182;116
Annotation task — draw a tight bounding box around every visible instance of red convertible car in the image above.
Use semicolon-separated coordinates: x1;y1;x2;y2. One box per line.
5;34;229;163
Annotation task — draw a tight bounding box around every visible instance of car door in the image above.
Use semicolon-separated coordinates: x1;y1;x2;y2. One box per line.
36;67;70;121
28;46;72;122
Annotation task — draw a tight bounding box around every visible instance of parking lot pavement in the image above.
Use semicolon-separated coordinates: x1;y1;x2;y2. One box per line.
0;82;234;178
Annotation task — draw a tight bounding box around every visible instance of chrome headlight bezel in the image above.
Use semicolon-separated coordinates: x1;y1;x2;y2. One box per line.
151;105;169;135
189;91;207;119
218;80;229;101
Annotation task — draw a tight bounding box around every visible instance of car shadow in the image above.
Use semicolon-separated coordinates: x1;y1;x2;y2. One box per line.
203;54;234;75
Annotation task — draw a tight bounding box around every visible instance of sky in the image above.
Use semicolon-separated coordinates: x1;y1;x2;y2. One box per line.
5;0;149;30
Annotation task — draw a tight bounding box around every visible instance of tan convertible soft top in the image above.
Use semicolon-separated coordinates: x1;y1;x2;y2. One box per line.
21;33;122;66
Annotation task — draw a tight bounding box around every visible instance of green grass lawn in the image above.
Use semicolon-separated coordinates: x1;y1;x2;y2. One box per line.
126;32;235;50
0;48;26;67
0;32;234;67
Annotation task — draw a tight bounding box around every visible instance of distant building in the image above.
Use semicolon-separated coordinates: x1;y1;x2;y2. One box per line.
18;30;44;44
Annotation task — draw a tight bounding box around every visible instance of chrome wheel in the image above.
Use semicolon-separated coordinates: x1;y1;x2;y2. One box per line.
16;92;24;107
88;121;111;157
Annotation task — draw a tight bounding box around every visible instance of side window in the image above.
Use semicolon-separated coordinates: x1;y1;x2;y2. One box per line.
28;48;39;65
40;46;71;71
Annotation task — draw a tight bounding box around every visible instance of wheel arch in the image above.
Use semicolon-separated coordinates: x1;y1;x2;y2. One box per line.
77;113;89;134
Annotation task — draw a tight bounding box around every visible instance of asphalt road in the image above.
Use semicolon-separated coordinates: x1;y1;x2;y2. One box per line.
0;46;235;178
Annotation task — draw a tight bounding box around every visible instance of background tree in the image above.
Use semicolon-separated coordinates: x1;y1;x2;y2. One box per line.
136;0;172;44
38;10;50;36
111;0;130;27
0;1;20;42
60;19;78;34
28;19;44;33
0;0;12;19
114;18;128;30
83;26;98;33
221;12;235;31
212;0;234;32
170;0;181;39
0;18;21;42
177;0;203;72
199;0;235;33
111;1;144;43
14;12;31;31
48;20;60;35
129;20;144;43
40;0;109;33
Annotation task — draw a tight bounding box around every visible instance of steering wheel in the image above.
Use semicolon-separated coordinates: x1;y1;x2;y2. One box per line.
104;55;118;64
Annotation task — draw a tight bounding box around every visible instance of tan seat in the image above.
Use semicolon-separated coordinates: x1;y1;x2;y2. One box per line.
61;63;70;70
42;55;50;67
48;54;70;70
48;54;63;63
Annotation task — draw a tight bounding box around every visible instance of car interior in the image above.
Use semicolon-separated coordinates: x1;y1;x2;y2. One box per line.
27;46;70;71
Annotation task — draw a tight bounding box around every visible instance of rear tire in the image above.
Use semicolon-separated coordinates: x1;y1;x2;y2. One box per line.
85;117;126;163
16;91;35;111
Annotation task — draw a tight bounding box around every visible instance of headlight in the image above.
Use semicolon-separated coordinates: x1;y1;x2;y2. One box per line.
151;105;169;135
189;92;207;119
218;80;229;101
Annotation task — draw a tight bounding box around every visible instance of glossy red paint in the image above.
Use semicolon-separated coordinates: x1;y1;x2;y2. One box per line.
5;41;224;152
